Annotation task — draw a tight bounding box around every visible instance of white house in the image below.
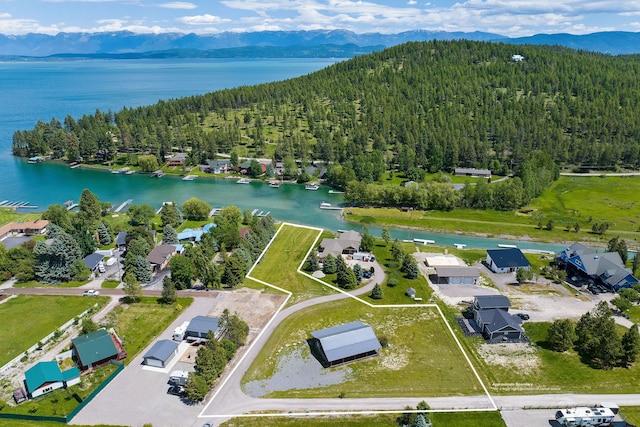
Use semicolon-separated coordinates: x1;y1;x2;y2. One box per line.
24;361;80;399
486;248;530;273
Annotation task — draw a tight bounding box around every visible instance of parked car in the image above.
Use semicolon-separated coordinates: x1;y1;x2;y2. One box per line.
167;385;185;396
83;290;100;296
516;313;530;321
362;270;372;279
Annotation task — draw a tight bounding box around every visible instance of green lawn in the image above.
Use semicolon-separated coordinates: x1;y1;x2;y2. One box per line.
13;280;90;288
0;209;42;227
469;321;640;394
0;295;106;366
345;175;640;245
103;296;192;363
368;241;434;305
248;224;338;305
621;407;640;425
218;411;504;426
0;363;119;419
242;298;483;398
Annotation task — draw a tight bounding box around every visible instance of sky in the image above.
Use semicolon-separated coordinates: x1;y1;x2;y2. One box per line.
1;0;640;38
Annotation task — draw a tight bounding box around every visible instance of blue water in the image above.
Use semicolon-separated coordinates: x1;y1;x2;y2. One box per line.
0;58;565;252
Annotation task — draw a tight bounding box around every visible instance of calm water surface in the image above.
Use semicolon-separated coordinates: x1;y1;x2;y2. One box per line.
0;58;563;251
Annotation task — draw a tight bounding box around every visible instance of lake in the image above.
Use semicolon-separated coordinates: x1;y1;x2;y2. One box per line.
0;58;564;252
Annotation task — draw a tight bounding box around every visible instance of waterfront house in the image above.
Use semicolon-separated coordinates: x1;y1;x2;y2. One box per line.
204;159;232;174
146;244;176;272
166;153;187;167
318;230;362;259
486;248;530;273
454;167;491;178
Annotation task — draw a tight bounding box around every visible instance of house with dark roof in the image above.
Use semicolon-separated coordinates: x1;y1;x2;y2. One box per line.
557;242;638;291
115;231;127;251
310;321;381;367
185;316;220;341
318;230;362;259
471;295;523;341
435;266;480;285
24;361;80;399
454;167;491;178
83;253;105;272
71;329;122;370
486;248;530;273
143;339;179;368
146;244;176;272
166;153;187;166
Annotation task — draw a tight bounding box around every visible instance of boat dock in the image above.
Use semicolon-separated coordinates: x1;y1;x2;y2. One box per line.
319;202;343;210
210;207;269;218
151;170;165;178
0;200;38;210
414;238;435;245
113;199;133;213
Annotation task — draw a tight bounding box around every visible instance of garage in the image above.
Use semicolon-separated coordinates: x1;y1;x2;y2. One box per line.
143;339;179;368
435;266;480;285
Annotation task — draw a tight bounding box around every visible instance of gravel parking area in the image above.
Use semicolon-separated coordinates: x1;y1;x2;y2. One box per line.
243;345;351;397
71;289;286;427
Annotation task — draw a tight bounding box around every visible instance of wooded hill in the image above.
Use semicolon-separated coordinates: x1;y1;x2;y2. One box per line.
12;40;640;180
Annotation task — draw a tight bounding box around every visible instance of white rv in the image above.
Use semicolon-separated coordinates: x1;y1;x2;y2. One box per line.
555;407;616;426
172;321;189;341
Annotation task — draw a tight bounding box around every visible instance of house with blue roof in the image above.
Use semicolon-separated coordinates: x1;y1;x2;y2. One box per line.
557;242;638;291
486;248;530;273
143;339;179;368
24;361;80;399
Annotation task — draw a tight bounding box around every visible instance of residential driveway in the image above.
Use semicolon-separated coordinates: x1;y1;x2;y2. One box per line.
70;290;285;427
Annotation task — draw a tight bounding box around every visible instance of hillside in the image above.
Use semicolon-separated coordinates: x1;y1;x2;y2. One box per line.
12;40;640;209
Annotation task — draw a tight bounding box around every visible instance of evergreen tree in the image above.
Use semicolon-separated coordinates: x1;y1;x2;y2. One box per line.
132;255;152;284
78;188;101;224
607;236;628;264
322;254;337;274
97;222;111;245
402;254;419;279
306;252;320;272
353;263;363;283
162;224;178;244
575;301;622;369
360;228;375;252
185;373;209;402
370;283;383;299
621;325;640;367
160;202;181;228
221;255;245;288
220;309;249;347
336;256;357;289
161;275;177;304
547;319;576;352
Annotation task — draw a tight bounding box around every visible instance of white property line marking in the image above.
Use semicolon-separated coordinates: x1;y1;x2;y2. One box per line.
199;222;498;421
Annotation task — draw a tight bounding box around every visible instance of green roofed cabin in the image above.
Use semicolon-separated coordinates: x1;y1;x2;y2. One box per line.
71;328;125;371
24;361;80;399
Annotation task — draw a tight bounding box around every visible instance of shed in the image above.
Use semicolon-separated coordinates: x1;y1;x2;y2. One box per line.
71;329;120;370
435;266;480;285
486;248;530;273
310;321;381;367
24;361;80;399
143;339;179;368
115;231;127;250
185;315;219;340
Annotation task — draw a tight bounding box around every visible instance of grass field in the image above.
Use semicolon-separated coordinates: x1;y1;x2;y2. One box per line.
103;296;192;363
0;363;119;419
13;280;91;288
218;411;505;427
469;321;640;394
345;175;640;247
0;209;41;227
0;295;106;366
248;224;338;305
242;298;483;398
621;407;640;425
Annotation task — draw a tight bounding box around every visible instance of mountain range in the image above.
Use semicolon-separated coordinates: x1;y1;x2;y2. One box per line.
1;29;640;58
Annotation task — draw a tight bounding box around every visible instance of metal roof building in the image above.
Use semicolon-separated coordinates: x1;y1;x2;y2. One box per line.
310;321;381;367
185;315;219;340
143;339;179;368
486;248;530;273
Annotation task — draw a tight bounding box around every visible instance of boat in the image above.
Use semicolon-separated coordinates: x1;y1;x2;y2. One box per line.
320;202;332;208
497;244;518;249
328;190;344;194
269;180;281;188
151;170;164;178
182;175;196;181
453;243;467;249
305;183;320;190
237;178;251;184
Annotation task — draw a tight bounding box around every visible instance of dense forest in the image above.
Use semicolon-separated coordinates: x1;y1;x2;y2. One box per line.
12;40;640;188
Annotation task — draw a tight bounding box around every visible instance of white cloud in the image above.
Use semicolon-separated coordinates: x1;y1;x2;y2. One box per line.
177;14;231;26
159;2;197;9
